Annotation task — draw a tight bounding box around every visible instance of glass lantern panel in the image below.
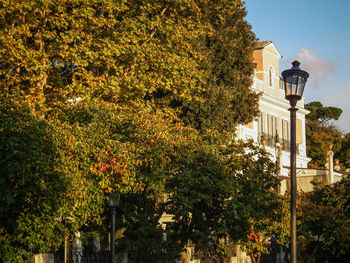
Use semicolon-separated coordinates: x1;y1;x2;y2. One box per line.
108;193;120;207
285;75;306;98
296;76;306;97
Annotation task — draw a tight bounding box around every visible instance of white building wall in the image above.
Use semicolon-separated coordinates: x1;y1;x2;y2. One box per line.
237;42;310;181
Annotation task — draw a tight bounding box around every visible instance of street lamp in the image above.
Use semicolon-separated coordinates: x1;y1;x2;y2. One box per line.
282;60;309;263
108;192;120;263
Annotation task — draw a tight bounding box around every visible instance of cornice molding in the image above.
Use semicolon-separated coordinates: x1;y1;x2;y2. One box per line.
260;93;310;115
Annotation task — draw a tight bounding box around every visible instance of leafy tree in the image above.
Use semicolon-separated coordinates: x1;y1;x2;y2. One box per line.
0;0;268;261
177;0;259;132
299;178;350;262
0;97;107;261
305;101;343;168
306;101;342;124
94;123;282;262
0;0;258;132
240;194;289;263
0;0;205;113
164;140;281;262
338;133;350;169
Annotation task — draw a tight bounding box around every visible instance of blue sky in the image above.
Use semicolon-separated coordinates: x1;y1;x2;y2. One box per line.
245;0;350;133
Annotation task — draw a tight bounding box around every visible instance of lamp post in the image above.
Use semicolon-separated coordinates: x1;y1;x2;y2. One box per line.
108;193;120;263
282;61;309;263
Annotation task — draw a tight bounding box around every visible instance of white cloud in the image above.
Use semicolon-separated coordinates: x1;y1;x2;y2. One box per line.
284;48;335;88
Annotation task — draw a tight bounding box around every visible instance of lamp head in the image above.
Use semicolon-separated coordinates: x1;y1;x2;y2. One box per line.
108;192;120;208
282;61;309;103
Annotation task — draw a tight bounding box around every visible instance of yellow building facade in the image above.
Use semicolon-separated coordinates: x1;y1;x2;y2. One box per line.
237;41;310;193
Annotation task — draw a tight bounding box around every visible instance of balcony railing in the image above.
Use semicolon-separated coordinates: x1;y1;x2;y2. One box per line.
259;132;296;153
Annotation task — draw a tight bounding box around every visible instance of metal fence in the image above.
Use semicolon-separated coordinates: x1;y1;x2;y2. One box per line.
191;245;237;263
54;250;124;263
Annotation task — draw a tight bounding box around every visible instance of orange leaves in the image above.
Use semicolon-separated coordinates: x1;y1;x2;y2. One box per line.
247;230;261;242
0;228;9;241
90;155;143;194
91;156;128;178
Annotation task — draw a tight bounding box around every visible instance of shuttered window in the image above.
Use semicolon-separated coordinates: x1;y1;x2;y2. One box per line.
296;119;303;144
267;114;277;138
258;114;264;134
282;119;290;141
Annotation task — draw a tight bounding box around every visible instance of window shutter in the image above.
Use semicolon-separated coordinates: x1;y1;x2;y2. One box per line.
296;119;303;144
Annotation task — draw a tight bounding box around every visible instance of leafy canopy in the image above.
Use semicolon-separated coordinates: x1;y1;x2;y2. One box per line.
299;178;350;261
0;0;277;262
0;0;258;132
305;101;344;169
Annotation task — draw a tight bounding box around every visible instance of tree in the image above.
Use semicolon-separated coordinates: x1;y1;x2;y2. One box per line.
305;101;343;168
163;140;281;262
306;101;342;125
338;133;350;169
108;122;282;262
0;98;107;261
0;0;258;132
177;0;259;132
239;194;290;263
0;0;266;261
299;178;350;262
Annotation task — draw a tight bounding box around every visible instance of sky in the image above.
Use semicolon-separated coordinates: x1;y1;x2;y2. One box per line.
245;0;350;133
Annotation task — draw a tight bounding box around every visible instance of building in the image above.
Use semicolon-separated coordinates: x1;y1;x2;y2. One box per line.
236;41;310;193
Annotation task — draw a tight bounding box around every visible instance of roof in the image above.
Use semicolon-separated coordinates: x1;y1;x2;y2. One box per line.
253;41;282;58
254;41;273;49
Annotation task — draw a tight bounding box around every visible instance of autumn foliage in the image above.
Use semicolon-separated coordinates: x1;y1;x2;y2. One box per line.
0;0;283;262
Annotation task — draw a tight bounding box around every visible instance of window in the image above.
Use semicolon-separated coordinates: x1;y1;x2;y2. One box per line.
267;115;277;137
258;114;264;134
282;119;289;141
259;114;278;147
282;119;290;151
267;114;277;139
280;78;285;90
269;67;273;87
296;119;303;144
258;114;265;144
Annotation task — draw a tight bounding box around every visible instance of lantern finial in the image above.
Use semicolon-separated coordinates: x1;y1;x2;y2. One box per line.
291;60;301;69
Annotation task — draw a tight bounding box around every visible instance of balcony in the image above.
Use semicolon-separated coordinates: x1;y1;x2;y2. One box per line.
259;132;295;153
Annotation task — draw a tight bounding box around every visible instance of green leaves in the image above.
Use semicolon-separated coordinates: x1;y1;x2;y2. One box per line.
306;101;343;124
1;0;258;133
0;0;269;261
305;101;345;169
299;178;350;261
